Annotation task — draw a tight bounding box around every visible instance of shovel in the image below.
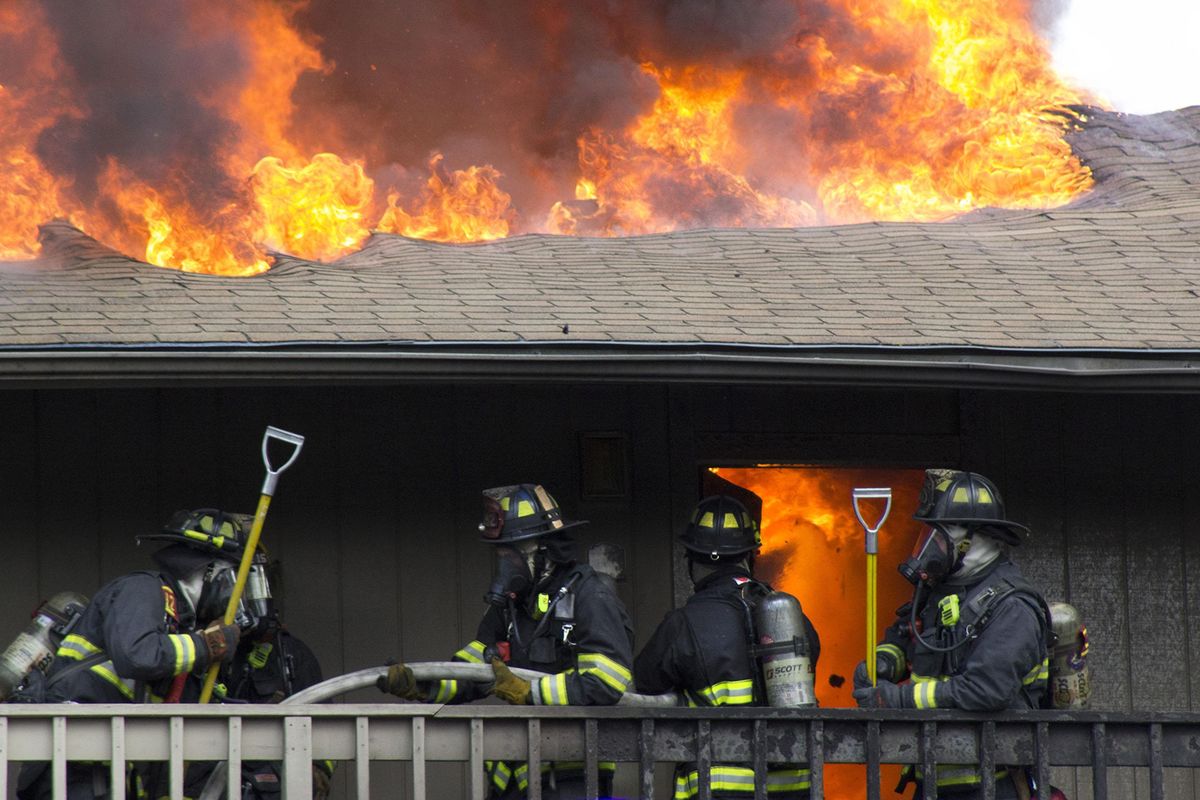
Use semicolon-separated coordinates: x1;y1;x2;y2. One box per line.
198;426;305;704
853;487;892;686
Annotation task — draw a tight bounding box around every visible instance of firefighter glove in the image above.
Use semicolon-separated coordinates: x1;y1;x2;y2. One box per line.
853;678;910;709
197;621;240;666
490;658;532;705
377;662;424;701
852;656;896;690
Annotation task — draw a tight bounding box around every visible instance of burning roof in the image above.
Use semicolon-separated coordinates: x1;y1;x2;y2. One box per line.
0;106;1198;363
1;0;1094;275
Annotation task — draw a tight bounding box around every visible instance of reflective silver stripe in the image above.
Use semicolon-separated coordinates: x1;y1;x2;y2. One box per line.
434;679;458;703
534;673;570;706
168;634;195;674
455;640;488;664
674;765;812;798
577;653;631;692
89;660;136;700
916;764;1009;787
1023;658;1050;685
913;681;938;709
57;634;100;661
698;679;755;706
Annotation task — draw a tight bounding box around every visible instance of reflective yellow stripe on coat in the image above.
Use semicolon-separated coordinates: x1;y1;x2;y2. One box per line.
674;765;812;799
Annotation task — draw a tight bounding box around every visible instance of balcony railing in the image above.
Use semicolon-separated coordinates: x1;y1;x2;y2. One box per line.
1;705;1197;800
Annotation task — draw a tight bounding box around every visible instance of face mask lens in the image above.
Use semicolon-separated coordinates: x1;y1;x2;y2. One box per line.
196;563;237;624
911;526;948;559
899;526;953;586
484;545;533;607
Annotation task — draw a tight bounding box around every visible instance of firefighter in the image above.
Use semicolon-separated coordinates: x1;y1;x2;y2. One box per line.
182;549;335;799
378;483;635;799
16;509;242;800
853;470;1050;800
634;495;821;800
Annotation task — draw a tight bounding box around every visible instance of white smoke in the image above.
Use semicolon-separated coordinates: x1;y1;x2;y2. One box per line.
1051;0;1200;113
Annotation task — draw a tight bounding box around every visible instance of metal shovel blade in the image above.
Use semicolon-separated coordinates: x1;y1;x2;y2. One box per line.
261;426;305;496
853;487;892;554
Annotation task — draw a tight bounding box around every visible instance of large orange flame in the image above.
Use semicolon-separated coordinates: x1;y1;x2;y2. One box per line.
0;3;78;259
714;466;926;800
0;0;1094;274
378;155;514;243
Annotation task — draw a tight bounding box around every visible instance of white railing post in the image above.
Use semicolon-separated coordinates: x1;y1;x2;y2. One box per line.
169;716;185;800
228;716;243;800
52;715;66;800
411;717;427;800
109;717;126;800
355;716;370;800
470;718;485;800
0;717;8;798
283;716;313;800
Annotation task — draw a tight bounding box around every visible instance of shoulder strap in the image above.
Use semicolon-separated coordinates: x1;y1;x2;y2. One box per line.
962;576;1050;638
45;651;110;691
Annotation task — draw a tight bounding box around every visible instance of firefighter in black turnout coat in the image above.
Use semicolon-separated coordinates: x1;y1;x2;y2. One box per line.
635;496;821;800
853;470;1050;799
378;483;635;799
181;541;334;800
17;510;243;800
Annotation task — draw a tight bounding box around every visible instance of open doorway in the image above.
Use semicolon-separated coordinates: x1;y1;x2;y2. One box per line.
708;466;927;799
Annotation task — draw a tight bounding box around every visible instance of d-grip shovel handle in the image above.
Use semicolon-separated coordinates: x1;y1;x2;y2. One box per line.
852;487;892;554
261;426;305;496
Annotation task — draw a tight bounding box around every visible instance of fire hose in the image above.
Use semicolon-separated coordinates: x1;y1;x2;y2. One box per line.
197;661;681;800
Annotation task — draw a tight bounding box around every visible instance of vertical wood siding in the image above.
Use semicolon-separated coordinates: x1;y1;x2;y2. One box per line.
0;383;1194;799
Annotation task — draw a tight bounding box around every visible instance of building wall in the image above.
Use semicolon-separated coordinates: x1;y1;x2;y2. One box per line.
0;383;1195;798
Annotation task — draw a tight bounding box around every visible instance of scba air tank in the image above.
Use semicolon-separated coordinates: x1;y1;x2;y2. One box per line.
753;591;817;708
0;591;89;701
1048;601;1090;709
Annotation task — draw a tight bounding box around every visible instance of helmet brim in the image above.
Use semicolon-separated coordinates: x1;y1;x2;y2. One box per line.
151;543;237;578
479;518;589;543
914;516;1030;545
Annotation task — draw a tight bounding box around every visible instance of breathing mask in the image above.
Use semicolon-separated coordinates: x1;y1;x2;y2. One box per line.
484;543;536;608
194;561;253;629
898;524;970;586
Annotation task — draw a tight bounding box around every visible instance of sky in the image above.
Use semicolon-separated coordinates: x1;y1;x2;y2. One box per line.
1051;0;1200;114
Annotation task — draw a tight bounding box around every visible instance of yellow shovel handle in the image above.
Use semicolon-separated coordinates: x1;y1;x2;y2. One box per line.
198;493;272;703
867;552;877;686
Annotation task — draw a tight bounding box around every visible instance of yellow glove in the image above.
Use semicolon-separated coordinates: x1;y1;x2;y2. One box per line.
490;658;532;705
376;662;424;701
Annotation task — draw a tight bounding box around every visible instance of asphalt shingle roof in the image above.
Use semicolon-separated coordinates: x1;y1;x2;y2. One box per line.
2;106;1199;351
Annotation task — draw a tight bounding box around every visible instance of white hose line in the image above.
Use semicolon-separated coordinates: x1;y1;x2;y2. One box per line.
197;662;680;800
285;663;682;707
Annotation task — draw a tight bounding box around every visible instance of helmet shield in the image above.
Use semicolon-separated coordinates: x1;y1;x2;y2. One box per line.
480;496;506;541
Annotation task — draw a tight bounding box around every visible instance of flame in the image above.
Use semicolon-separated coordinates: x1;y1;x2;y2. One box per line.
0;0;1095;274
552;66;818;235
714;466;926;800
0;4;78;259
808;0;1092;221
96;160;269;276
251;154;374;261
378;155;514;243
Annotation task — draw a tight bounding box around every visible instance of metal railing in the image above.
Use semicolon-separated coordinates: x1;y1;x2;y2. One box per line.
1;705;1198;800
